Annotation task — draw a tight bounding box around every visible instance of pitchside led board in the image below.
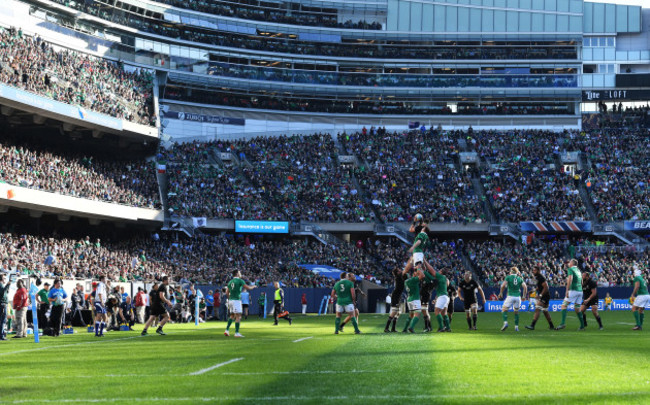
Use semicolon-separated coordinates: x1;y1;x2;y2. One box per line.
484;300;648;312
235;220;289;234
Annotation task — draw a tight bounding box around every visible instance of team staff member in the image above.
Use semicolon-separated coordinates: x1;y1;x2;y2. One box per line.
258;292;266;318
12;279;30;339
141;277;173;336
94;276;108;337
0;274;10;341
36;282;51;329
384;266;407;333
458;272;486;330
47;279;68;337
525;265;555;330
580;272;603;330
604;293;613;311
273;282;292;325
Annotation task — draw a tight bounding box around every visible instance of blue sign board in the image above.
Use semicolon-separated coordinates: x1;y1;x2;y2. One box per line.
625;221;650;231
484;299;643;312
235;220;289;234
162;110;245;126
0;83;123;130
299;264;361;281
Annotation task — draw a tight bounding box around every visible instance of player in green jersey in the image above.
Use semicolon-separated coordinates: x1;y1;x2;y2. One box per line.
224;270;257;338
402;266;426;333
408;225;429;267
421;260;451;332
332;273;361;334
630;267;649;331
556;259;584;331
498;267;527;332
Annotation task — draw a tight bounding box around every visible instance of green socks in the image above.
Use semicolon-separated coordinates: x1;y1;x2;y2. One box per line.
514;313;519;326
634;311;640;327
235;322;240;333
578;312;585;328
351;317;360;332
561;309;567;325
409;317;419;330
437;314;444;330
502;312;508;323
443;315;450;329
335;317;341;332
226;319;233;331
641;313;645;326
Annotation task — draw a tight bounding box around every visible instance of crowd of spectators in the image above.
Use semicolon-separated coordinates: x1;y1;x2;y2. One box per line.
0;137;160;208
0;27;155;126
341;128;484;223
223;134;373;222
574;244;650;287
473;129;588;222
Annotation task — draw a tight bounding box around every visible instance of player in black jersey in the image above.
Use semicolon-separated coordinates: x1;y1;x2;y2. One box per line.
385;266;408;333
525;266;555;330
446;279;457;328
579;272;603;330
457;272;487;330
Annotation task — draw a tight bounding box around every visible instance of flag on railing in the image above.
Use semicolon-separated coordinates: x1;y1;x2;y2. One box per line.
192;217;207;228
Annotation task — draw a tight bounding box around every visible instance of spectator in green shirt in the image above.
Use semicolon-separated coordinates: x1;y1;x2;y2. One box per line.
36;282;51;329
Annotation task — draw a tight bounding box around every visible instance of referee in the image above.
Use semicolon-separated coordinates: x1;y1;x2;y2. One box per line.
273;282;292;325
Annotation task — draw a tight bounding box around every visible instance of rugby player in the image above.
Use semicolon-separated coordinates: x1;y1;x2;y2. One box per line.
630;267;649;331
419;265;436;332
458;272;486;330
385;266;408;333
579;272;603;330
94;275;108;337
340;273;365;332
498;267;527;332
555;259;584;331
403;264;425;333
141;276;173;336
332;273;361;334
423;260;451;332
408;225;429;267
224;270;257;337
446;279;457;327
525;265;555;330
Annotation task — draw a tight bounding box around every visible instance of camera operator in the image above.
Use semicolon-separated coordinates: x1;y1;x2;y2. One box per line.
105;287;120;331
36;282;51;330
47;279;68;337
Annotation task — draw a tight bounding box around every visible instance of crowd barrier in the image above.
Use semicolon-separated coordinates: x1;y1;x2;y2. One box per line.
484;299;646;312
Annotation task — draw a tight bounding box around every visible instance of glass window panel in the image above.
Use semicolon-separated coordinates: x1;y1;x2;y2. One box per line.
605;4;616;32
520;0;531;9
495;10;506;30
458;7;469;31
557;0;568;12
582;48;593;60
507;0;518;9
592;3;605;32
398;1;410;30
482;9;494;31
483;0;494;7
387;0;399;30
570;16;582;32
605;48;615;60
545;0;556;12
544;14;556;31
494;0;506;8
583;37;591;47
422;4;434;31
532;1;543;10
411;2;423;31
607;37;614;47
557;15;568;31
616;5;628;32
629;7;641;32
531;13;543;31
599;37;606;47
519;12;531;31
584;3;593;32
570;0;582;13
507;11;518;32
447;6;458;31
470;8;481;32
434;5;446;31
593;48;604;60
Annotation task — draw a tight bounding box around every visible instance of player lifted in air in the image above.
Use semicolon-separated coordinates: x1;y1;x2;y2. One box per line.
332;272;361;334
385;266;408;333
630;266;649;331
525;265;555;330
458;272;486;330
498;267;527;332
408;220;429;268
224;270;256;337
579;272;603;330
556;259;584;331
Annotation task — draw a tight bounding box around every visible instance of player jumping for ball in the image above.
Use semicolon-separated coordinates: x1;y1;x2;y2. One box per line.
498;267;527;332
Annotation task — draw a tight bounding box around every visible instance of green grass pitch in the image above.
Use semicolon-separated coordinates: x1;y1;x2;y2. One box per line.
1;311;649;404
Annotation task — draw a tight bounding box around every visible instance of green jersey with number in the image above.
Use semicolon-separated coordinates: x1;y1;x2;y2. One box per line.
505;274;524;296
435;273;448;296
567;266;582;291
405;276;421;302
228;277;246;300
413;232;429;254
634;275;649;295
334;279;354;306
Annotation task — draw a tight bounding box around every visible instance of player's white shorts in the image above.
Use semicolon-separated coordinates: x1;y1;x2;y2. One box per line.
633;295;650;308
407;300;421;311
435;295;450;310
228;300;243;314
390;306;400;314
412;252;424;265
502;296;521;310
336;304;355;313
563;290;583;306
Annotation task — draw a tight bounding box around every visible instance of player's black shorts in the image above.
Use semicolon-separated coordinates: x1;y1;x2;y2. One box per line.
243;304;249;308
420;288;432;307
463;297;477;310
447;301;454;314
150;305;166;316
583;297;599;307
537;295;550;309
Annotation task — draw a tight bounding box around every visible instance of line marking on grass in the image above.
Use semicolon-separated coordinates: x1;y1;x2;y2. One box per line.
0;336;142;357
221;369;379;376
188;357;244;376
292;336;313;343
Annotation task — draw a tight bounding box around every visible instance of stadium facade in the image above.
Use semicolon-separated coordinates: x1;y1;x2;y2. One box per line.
0;0;646;141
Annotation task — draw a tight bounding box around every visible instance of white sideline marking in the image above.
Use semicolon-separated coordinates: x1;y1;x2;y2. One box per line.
292;336;313;343
188;357;244;376
2;391;650;403
0;336;141;357
221;369;378;376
